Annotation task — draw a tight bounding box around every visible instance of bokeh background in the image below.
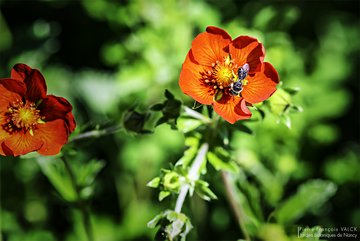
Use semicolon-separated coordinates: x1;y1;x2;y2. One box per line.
0;0;359;240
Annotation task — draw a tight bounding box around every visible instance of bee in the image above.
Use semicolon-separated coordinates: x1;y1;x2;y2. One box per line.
230;63;250;96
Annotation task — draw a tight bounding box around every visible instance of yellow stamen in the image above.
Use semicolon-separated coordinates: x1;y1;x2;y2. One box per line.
3;100;44;134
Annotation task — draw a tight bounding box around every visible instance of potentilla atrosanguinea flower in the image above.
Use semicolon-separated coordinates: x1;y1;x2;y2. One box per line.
179;26;279;123
0;63;76;156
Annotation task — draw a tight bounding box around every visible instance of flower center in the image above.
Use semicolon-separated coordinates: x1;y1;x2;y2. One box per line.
3;99;43;135
214;64;233;87
200;55;238;91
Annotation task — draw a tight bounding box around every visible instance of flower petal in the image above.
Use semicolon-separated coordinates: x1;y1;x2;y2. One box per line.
3;131;43;157
0;82;22;112
0;78;27;96
24;69;47;102
1;142;13;156
191;26;232;67
230;36;265;73
64;112;76;133
179;51;214;105
242;62;279;104
38;95;72;120
36;119;69;155
213;95;251;124
11;63;32;81
0;115;11;156
38;95;76;133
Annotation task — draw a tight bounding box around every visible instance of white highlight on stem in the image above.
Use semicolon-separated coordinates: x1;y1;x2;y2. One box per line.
183;106;211;123
174;143;209;213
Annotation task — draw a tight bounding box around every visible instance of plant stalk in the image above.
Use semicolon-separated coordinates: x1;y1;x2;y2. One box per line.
184;106;212;123
70;125;122;143
174;143;209;213
61;156;94;241
221;171;251;241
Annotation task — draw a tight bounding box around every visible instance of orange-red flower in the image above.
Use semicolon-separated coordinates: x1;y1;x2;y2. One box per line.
179;26;279;123
0;63;76;156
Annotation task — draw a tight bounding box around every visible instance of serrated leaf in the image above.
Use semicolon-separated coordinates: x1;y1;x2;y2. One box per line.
164;89;174;99
274;179;337;224
147;177;160;188
162;99;181;119
159;191;171;201
156;116;168;126
123;110;149;133
150;103;164;111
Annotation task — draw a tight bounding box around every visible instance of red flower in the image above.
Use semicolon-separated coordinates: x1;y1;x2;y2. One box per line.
179;26;279;123
0;63;76;156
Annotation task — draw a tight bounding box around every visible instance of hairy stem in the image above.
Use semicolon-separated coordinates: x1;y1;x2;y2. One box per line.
221;171;251;241
174;143;209;213
61;156;94;241
70;125;122;143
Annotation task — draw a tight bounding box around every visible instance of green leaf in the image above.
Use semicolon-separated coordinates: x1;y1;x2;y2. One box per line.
147;177;161;188
269;88;292;115
162;99;181;119
279;115;291;129
76;159;105;188
149;210;193;241
164;89;174;99
224;172;261;235
150;103;164;111
195;180;217;201
159;191;171;201
123;109;149;133
257;224;288;241
283;86;301;95
290;105;303;113
147;213;164;228
176;137;199;167
233;122;253;135
207;151;239;173
177;117;202;133
156;116;169;126
274;179;337;224
37;157;77;202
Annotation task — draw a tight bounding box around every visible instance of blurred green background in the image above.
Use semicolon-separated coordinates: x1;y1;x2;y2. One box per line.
0;0;359;240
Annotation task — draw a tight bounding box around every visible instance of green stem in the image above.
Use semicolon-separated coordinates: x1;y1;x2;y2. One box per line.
221;171;251;241
183;106;212;123
174;143;209;213
61;156;94;241
70;125;122;143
